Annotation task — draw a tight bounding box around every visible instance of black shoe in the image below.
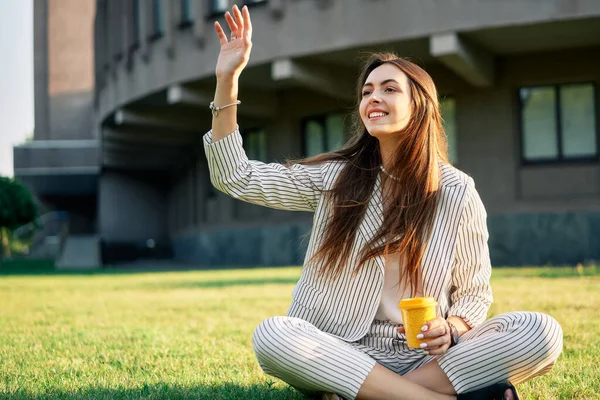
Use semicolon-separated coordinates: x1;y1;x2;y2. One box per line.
457;381;520;400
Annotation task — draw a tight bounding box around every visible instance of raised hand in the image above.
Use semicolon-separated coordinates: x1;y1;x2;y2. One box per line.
214;5;253;80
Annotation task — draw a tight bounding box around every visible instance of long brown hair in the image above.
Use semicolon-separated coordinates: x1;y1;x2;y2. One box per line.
295;53;449;295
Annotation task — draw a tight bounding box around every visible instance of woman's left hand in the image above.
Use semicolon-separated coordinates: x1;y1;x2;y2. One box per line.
397;317;452;355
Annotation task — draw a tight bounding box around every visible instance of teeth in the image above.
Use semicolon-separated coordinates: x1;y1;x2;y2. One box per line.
369;112;387;118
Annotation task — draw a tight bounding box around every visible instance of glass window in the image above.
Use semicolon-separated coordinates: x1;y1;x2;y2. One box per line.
181;0;193;23
132;0;141;45
243;128;267;162
521;87;558;160
520;83;597;163
325;114;345;151
303;112;346;157
152;0;164;37
560;84;596;158
305;120;325;157
210;0;229;15
440;97;457;164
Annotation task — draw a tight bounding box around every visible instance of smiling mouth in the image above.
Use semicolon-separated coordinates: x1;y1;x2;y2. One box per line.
368;112;388;120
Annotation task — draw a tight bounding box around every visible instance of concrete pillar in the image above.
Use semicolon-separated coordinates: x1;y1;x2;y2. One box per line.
34;0;50;140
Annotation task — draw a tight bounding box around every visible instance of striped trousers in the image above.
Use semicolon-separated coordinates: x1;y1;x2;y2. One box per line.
252;312;563;399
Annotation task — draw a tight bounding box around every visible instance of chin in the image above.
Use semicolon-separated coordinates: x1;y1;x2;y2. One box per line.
365;126;391;138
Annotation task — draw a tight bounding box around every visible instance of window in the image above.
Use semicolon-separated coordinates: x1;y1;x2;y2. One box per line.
181;0;193;24
440;97;458;164
519;83;597;163
131;0;141;48
303;113;346;157
209;0;229;15
243;128;267;162
150;0;164;39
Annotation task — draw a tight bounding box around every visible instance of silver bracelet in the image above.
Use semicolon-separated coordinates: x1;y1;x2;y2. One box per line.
209;100;241;117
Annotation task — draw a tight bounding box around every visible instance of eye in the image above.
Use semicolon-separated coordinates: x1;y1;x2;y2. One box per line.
362;90;372;97
385;87;397;93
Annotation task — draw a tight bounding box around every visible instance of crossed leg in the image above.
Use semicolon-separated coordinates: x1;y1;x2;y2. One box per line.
253;312;562;400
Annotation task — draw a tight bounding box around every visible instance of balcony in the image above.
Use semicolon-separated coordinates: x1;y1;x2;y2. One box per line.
13;140;100;196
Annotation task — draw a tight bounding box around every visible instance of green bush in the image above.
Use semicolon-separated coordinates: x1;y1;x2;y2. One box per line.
0;176;38;265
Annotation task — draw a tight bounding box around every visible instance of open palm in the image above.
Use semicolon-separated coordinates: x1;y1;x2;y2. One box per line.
214;5;253;79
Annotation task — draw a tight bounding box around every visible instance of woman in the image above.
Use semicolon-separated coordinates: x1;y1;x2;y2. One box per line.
205;5;563;400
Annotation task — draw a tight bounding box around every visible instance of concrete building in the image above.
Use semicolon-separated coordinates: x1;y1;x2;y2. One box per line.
13;0;100;266
17;0;600;267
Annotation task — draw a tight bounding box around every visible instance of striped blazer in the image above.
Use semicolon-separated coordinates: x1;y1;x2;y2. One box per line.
204;129;493;342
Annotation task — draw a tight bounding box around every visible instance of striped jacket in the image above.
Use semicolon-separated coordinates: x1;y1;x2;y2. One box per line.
204;129;493;342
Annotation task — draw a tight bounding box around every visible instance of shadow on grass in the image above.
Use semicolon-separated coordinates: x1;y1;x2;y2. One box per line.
147;277;300;289
0;259;300;279
2;382;306;400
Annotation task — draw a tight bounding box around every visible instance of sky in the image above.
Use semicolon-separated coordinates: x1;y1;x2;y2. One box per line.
0;1;34;177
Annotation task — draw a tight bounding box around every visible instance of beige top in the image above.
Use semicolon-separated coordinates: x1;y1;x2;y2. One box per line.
375;252;424;324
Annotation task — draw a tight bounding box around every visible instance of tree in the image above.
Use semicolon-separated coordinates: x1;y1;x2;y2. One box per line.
0;176;38;267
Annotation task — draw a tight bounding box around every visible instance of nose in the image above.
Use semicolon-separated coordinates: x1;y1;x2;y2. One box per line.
369;94;381;104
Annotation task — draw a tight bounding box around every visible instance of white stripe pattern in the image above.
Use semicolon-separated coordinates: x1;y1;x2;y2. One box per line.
204;129;564;398
253;312;562;398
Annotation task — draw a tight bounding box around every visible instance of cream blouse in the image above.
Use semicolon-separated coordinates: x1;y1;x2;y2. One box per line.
374;252;424;324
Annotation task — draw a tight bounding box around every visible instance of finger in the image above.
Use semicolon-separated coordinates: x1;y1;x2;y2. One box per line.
214;22;228;46
224;11;238;36
420;336;450;350
421;317;445;332
232;4;244;37
243;5;253;39
396;327;405;334
419;325;447;339
425;345;449;356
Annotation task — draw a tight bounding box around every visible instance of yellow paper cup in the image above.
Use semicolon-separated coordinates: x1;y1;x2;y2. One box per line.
398;297;438;349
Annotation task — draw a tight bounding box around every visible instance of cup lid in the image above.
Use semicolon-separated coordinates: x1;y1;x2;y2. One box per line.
398;296;438;310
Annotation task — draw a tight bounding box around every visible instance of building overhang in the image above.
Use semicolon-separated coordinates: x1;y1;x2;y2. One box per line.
13;140;100;196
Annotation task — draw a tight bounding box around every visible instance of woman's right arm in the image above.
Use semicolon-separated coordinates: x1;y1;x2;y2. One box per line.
204;5;327;212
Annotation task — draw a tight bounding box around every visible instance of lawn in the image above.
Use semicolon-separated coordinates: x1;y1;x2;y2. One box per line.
1;261;599;399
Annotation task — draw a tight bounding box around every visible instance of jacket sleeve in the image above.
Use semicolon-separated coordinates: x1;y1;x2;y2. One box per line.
448;179;493;328
203;129;326;212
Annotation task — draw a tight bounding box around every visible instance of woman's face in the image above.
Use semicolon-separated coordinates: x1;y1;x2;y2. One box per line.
359;63;412;139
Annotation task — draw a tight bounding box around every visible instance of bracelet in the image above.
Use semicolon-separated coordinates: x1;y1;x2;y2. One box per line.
447;320;460;347
210;100;241;117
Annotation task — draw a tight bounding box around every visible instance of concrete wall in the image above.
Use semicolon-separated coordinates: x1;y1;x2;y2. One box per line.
447;48;600;214
47;0;94;96
33;0;50;140
99;170;168;243
33;0;96;141
49;91;95;139
94;0;600;124
13;140;99;170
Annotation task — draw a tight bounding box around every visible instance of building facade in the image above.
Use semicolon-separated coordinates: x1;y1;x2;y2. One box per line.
19;0;600;267
13;0;99;264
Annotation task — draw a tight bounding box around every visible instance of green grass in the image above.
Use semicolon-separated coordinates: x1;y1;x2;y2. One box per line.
1;264;598;399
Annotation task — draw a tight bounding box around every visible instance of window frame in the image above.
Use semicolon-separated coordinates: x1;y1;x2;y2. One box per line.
301;111;347;157
207;0;267;18
518;82;599;166
148;0;164;41
242;127;268;162
207;0;230;18
179;0;194;28
129;0;141;52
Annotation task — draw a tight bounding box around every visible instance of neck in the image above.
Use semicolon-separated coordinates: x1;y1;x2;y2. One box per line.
378;136;399;171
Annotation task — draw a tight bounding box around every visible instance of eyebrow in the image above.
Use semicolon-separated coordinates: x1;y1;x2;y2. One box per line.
362;79;401;87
